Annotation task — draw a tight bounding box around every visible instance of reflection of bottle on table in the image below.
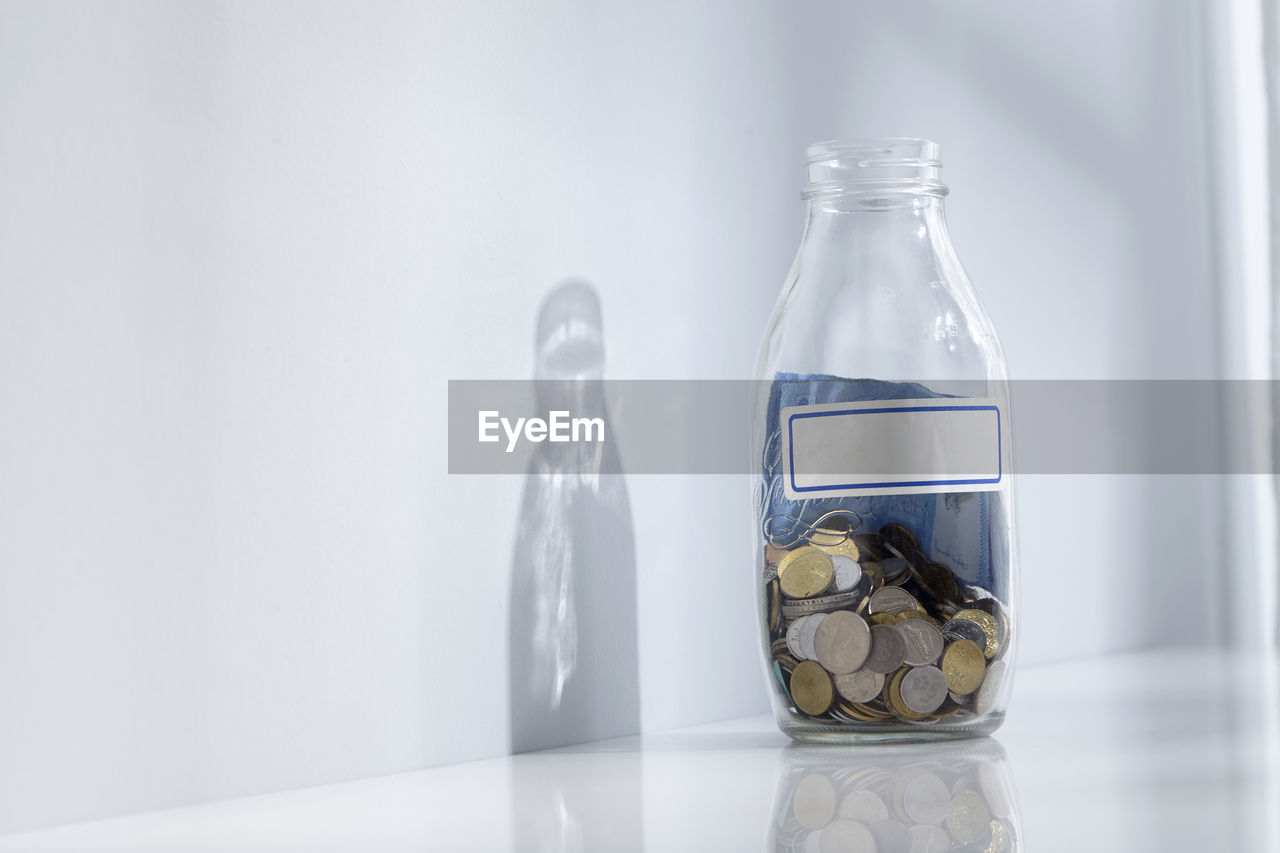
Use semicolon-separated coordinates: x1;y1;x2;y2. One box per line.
771;737;1021;853
507;280;639;754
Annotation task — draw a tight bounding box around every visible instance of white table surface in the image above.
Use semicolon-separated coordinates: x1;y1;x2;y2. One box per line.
2;649;1277;852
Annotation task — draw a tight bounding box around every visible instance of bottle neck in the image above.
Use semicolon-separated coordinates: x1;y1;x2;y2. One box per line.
800;193;951;260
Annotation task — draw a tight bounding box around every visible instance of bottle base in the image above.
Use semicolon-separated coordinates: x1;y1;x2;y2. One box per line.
778;711;1004;744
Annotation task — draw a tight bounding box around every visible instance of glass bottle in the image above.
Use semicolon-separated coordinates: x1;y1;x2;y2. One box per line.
753;139;1017;741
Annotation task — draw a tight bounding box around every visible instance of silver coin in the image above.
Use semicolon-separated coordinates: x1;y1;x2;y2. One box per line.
868;818;911;853
837;789;889;822
867;586;920;615
863;624;908;673
798;612;829;662
819;820;877;853
975;659;1007;715
899;666;948;714
814;611;871;675
781;587;866;619
978;762;1013;820
896;620;944;666
940;617;987;652
908;824;950;853
830;554;862;592
786;615;811;660
901;772;950;824
834;668;885;703
878;556;910;580
793;773;837;830
948;690;974;706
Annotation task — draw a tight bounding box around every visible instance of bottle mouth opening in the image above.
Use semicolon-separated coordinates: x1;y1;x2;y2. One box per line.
803;137;948;200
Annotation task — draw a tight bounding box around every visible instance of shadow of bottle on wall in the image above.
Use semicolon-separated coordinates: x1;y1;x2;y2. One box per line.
507;280;640;755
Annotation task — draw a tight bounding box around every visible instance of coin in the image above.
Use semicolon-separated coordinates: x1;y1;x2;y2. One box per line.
765;542;789;565
896;610;941;628
814;611;872;675
877;556;910;583
793;773;837;830
818;820;877;853
830;554;863;592
920;561;960;603
780;587;867;620
867;587;921;615
790;660;835;716
867;818;911;853
940;617;988;652
978;762;1013;820
969;598;1009;641
835;668;885;703
879;522;920;553
779;547;836;599
896;619;944;666
884;670;922;721
946;790;992;845
953;609;1001;660
838;790;889;823
867;612;900;627
899;666;948;714
786;615;812;660
768;577;781;633
940;639;986;695
975;659;1007;715
987;818;1011;853
862;624;908;673
861;560;885;590
909;825;951;853
809;515;862;561
902;772;951;824
797;612;829;661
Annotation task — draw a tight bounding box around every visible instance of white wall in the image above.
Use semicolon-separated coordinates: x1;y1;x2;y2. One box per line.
0;0;1225;834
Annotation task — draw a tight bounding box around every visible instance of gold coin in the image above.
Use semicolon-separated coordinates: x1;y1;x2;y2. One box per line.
789;660;835;716
879;522;920;553
884;669;926;721
861;561;884;590
895;610;934;625
808;514;861;560
946;790;992;845
986;819;1009;853
778;547;835;599
921;561;960;603
868;612;901;627
940;639;986;695
768;577;781;632
851;702;892;721
953;609;1001;660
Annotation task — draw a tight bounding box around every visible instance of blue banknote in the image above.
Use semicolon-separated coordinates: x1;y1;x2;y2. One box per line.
760;373;1003;592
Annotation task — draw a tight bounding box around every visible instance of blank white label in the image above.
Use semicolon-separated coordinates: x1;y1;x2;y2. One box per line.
781;398;1005;499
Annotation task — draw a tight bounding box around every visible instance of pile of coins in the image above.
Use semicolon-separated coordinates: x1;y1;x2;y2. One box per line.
772;749;1018;853
763;519;1010;727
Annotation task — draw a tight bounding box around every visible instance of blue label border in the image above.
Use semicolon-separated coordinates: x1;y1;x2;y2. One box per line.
786;404;1003;494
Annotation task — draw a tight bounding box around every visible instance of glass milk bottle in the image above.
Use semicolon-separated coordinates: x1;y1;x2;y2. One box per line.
754;139;1017;741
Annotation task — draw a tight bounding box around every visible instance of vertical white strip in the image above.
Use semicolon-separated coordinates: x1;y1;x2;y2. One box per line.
1205;0;1278;654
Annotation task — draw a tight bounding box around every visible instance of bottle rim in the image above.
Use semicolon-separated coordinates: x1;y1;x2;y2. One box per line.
803;137;948;200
